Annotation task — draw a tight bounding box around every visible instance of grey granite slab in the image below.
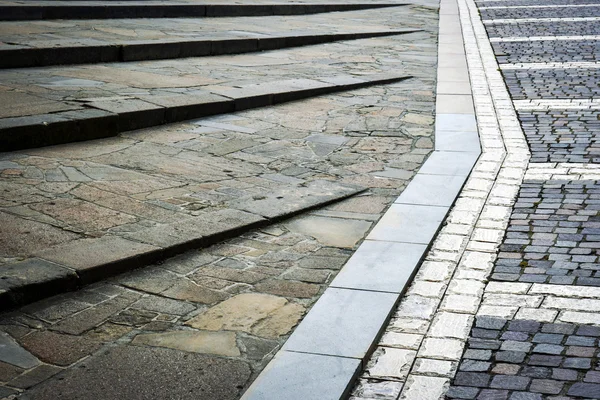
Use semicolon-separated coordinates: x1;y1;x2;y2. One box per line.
0;332;40;369
436;113;478;132
435;129;481;152
283;287;398;359
366;203;449;244
331;240;427;293
241;351;361;400
418;151;479;176
395;173;468;207
436;94;475;114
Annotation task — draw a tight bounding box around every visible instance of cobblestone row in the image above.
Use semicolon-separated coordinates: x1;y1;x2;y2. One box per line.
492;180;600;287
485;21;600;38
478;0;600;6
517;110;600;163
481;6;600;19
447;317;600;399
502;68;600;100
492;41;600;64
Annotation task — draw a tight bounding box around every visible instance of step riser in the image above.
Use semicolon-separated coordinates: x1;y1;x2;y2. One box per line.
0;76;410;152
0;3;405;21
0;30;417;69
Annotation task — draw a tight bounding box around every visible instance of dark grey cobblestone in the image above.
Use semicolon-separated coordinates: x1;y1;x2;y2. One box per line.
517;110;600;163
447;318;600;399
492;41;600;65
503;68;600;100
481;7;600;19
485;22;600;39
493;180;600;287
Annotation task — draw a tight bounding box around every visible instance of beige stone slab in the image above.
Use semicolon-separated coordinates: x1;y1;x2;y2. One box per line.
132;330;240;357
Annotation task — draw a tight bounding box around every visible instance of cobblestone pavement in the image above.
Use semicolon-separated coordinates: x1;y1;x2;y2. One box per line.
0;1;439;399
351;0;600;398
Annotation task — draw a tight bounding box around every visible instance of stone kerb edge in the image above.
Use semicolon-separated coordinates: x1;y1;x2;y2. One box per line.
240;0;481;397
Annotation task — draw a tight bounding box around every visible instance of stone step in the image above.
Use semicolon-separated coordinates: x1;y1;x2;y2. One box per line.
0;2;403;20
1;30;417;68
0;181;367;311
0;74;411;151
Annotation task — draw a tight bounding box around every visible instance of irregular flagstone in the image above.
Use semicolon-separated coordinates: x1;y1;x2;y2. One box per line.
132;330;240;357
284;215;372;248
186;293;305;339
18;330;102;366
22;345;251;400
0;332;40;369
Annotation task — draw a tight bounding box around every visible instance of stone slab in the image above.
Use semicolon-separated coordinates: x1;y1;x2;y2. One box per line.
0;258;78;309
331;240;427;293
395;173;468;207
418;151;479;176
241;351;361;400
0;332;40;369
366;204;449;244
283;287;398;359
22;345;251;400
435;130;481;152
35;236;161;284
228;180;366;220
435;113;478;132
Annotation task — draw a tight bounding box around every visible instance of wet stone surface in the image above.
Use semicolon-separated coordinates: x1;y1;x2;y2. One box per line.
447;317;600;400
493;180;600;287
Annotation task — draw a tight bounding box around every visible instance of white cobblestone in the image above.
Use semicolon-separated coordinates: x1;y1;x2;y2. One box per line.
379;332;424;350
514;308;558;323
429;312;473;339
400;375;449;400
367;348;417;380
412;358;457;377
418;338;465;360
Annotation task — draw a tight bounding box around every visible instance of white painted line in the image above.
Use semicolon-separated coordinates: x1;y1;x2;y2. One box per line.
513;99;600;110
500;61;600;69
483;16;600;24
490;35;600;42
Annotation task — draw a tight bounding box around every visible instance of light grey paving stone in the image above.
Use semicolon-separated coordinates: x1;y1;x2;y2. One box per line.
0;332;40;369
283;288;398;359
436;113;478;132
395;173;468;207
437;81;473;95
366;204;449;244
418;151;479;176
241;351;360;400
435;130;481;153
331;240;427;293
437;67;470;83
436;95;475;114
